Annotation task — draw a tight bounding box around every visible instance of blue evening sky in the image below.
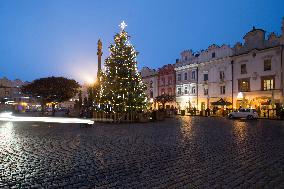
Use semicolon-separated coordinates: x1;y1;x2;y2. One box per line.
0;0;283;83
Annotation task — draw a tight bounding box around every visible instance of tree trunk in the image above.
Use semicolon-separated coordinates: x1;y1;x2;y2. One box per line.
41;101;45;115
52;103;56;116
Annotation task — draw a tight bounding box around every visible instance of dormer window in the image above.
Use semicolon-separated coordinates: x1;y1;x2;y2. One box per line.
212;52;216;58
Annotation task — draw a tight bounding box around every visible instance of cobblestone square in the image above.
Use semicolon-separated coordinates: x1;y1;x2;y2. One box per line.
0;116;284;188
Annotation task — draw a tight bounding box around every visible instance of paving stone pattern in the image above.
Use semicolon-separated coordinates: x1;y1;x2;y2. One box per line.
0;117;284;188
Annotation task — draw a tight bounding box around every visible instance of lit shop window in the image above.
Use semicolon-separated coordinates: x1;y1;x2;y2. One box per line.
262;77;274;90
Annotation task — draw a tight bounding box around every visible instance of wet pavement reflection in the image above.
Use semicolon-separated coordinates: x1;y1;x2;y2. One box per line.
0;117;284;188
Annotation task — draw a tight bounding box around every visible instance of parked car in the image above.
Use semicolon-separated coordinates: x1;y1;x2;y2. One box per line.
228;108;258;120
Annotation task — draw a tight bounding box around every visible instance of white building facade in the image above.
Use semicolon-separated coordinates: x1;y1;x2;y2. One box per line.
0;77;31;111
231;23;284;113
174;18;284;114
174;50;198;111
197;44;233;111
138;18;284;115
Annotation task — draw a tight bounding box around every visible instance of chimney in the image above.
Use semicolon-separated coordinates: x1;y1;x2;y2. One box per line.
175;59;179;63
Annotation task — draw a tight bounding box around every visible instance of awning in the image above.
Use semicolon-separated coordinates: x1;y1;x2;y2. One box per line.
211;98;232;106
261;101;270;105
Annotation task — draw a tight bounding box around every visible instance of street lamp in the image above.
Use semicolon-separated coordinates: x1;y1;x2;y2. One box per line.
86;77;96;86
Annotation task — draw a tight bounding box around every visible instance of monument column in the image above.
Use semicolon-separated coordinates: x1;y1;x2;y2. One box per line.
97;39;103;78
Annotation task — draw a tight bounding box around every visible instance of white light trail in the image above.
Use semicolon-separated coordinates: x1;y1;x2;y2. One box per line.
0;112;94;125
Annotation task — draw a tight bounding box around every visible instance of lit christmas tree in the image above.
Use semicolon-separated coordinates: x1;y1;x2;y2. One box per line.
99;21;147;113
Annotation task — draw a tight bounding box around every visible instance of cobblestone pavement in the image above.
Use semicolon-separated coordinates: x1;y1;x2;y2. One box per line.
0;117;284;188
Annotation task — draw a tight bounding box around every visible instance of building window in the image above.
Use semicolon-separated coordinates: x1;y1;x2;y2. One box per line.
177;74;181;81
161;78;165;86
262;76;274;90
150;90;153;98
168;88;172;95
220;71;225;80
184;86;188;94
177;87;181;95
220;86;225;94
204;88;208;95
264;59;271;71
150;80;153;88
241;64;247;74
184;73;188;80
168;77;172;85
212;52;216;58
238;78;250;92
204;73;208;81
192;71;196;80
191;86;196;94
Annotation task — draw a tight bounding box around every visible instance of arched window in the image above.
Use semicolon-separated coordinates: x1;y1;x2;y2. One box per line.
191;86;196;94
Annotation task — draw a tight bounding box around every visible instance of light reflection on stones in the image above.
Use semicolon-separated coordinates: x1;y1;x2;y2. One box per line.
232;120;249;143
0;118;283;188
179;116;194;142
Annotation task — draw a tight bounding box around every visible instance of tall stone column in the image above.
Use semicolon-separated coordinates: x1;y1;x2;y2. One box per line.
282;17;284;36
97;39;103;78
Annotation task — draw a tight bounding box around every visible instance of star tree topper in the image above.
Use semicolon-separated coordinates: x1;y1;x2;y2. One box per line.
119;21;127;30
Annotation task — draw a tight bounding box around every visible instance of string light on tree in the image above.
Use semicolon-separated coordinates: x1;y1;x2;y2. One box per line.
97;21;147;113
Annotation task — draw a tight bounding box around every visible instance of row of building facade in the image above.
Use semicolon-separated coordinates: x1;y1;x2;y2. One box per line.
141;18;284;113
0;77;29;101
0;76;89;111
